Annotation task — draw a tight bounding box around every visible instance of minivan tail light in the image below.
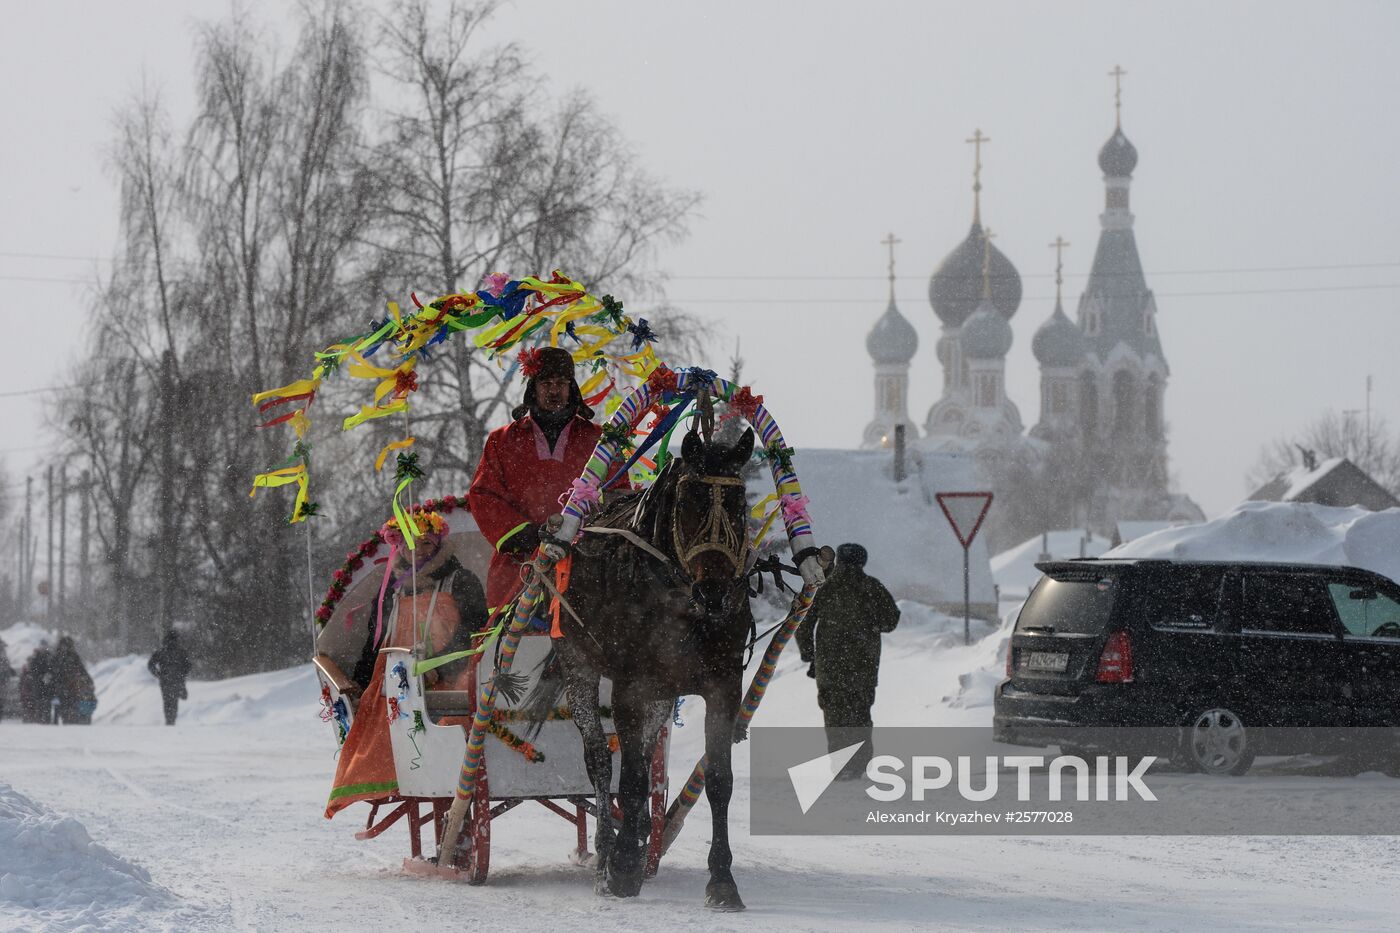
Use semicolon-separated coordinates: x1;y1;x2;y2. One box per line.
1095;631;1133;683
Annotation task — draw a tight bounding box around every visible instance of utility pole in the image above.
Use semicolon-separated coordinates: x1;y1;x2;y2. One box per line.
46;465;53;624
1366;374;1373;465
23;476;32;614
58;466;67;631
80;469;90;608
158;348;175;638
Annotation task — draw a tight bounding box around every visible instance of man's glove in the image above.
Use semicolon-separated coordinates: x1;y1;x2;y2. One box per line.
500;524;541;558
806;663;816;679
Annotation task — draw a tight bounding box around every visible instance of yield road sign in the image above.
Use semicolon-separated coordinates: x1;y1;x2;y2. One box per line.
935;492;994;549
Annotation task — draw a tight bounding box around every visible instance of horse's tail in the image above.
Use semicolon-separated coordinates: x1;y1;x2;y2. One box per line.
520;646;566;740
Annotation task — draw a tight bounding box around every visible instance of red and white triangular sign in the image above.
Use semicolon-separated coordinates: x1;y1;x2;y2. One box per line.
935;492;994;549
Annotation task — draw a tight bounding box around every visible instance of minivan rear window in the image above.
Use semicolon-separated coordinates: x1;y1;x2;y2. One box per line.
1017;575;1116;635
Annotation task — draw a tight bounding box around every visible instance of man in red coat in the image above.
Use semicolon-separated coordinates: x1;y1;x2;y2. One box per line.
469;346;602;610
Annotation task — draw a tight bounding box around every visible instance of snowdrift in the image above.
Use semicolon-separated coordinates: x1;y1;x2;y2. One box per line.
1;621;59;669
991;529;1113;602
0;782;170;924
1108;500;1400;582
796;448;997;611
91;656;320;727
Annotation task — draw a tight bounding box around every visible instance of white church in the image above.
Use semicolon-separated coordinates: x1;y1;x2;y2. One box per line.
861;88;1203;539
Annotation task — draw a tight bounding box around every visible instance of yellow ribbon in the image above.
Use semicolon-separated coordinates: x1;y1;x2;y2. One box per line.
251;378;319;407
343;398;408;430
374;437;416;472
250;464;310;524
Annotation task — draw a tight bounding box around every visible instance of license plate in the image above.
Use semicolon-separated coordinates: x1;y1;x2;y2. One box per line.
1024;651;1069;673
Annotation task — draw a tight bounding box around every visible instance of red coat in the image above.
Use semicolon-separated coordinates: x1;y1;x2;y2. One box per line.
468;413;602;608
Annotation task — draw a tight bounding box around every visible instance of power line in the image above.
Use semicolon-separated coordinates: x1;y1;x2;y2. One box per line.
666;260;1400;281
666;283;1400;303
1;256;1399;284
0;382;103;399
0;251;110;263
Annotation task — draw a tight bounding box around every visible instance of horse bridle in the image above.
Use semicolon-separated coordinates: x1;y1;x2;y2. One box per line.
670;472;751;580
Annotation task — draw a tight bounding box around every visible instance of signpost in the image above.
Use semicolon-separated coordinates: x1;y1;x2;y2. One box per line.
935;492;994;645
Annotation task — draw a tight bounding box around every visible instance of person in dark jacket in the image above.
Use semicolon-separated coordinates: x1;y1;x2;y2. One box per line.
0;638;15;721
51;636;97;725
148;630;191;725
19;640;55;723
795;542;900;778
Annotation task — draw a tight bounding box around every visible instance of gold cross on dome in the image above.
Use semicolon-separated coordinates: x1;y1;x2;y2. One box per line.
1049;235;1070;306
965;128;990;223
1109;65;1127;127
881;232;901;302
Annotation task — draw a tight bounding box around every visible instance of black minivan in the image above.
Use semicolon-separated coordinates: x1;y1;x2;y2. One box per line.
993;559;1400;775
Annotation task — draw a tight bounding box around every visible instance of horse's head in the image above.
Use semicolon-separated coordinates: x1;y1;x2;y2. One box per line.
671;426;755;618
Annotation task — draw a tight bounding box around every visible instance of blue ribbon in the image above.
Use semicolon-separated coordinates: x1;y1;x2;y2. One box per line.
602;391;695;489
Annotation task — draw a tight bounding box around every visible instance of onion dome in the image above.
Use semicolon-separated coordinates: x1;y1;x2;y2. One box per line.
1032;303;1088;368
1098;127;1138;177
866;300;919;365
961;298;1013;360
929;223;1022;327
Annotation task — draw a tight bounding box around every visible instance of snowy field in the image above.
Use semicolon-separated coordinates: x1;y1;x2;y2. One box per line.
9;503;1400;931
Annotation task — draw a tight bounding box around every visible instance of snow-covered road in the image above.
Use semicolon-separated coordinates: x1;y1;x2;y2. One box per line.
5;607;1400;931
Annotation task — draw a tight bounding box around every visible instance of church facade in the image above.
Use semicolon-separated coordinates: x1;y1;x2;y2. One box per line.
863;100;1203;538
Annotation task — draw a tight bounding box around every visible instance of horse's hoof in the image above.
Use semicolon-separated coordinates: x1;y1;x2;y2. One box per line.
606;862;644;898
705;882;746;911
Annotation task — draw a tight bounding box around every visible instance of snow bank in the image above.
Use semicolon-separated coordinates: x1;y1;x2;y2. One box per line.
991;529;1113;602
1;621;60;668
0;782;170;927
796;448;997;610
1108;500;1400;583
92;656;319;727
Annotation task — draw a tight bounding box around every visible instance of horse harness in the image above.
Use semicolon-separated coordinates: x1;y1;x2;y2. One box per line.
670;473;751;578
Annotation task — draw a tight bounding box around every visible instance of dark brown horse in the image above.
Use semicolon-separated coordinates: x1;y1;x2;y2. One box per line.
526;426;756;909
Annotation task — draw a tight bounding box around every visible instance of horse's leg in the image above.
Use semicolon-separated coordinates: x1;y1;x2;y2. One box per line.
702;679;745;910
560;655;612;894
604;689;654;897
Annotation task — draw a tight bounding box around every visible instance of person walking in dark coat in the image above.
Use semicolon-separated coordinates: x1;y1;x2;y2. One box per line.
148;630;191;725
51;636;97;725
0;638;15;721
20;640;55;723
795;542;900;778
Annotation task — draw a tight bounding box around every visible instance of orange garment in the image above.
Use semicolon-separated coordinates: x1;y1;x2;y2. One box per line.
325;586;471;818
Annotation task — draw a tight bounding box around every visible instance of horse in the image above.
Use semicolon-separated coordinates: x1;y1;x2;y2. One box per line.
524;425;758;909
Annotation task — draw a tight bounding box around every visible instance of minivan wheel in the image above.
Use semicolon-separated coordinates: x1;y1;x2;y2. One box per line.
1183;707;1255;776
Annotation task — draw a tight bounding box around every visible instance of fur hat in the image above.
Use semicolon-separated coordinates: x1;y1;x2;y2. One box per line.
512;346;594;420
835;542;868;569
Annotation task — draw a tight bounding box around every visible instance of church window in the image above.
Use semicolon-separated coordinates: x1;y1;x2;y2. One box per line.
1145;313;1155;336
1050;380;1070;415
975;372;998;407
1146;374;1162;439
882;379;901;412
1113;370;1136;437
1080;373;1099;436
1085;311;1100;336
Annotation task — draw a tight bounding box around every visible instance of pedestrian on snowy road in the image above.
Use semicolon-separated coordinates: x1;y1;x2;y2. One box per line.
148;630;191;726
795;542;901;779
19;640;55;723
0;638;15;721
51;636;97;725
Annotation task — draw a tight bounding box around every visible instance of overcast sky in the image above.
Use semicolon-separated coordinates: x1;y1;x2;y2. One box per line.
3;0;1398;521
